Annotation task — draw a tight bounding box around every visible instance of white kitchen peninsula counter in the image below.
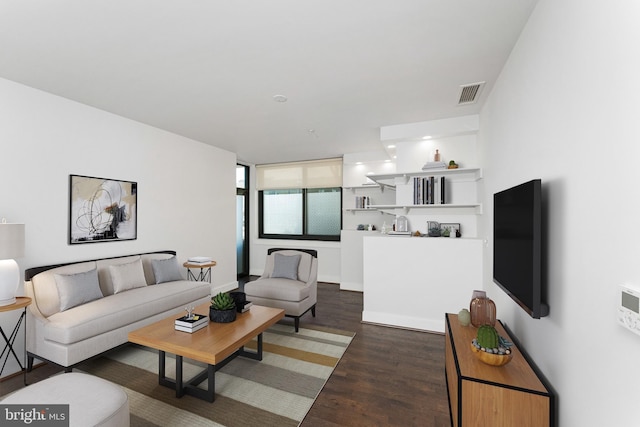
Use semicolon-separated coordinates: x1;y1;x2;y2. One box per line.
362;235;483;333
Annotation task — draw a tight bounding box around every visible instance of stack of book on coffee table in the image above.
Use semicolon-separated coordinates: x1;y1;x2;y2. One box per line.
175;313;208;333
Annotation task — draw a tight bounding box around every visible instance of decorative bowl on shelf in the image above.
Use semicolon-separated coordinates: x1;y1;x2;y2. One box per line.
470;343;512;366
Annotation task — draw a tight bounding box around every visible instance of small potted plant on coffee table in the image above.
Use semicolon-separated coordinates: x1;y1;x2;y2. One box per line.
209;292;237;323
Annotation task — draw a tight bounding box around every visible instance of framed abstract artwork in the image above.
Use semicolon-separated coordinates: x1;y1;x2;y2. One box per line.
69;174;137;244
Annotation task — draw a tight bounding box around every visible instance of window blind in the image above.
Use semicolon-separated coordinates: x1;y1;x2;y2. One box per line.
256;158;342;190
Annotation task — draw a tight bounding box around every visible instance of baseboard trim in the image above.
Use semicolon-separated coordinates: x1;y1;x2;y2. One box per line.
362;310;444;333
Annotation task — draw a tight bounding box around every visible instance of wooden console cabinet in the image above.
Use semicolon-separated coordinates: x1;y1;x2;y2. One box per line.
445;313;554;426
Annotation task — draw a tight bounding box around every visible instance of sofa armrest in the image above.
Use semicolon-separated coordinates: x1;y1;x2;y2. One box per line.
24;280;49;323
24;279;51;360
305;258;318;292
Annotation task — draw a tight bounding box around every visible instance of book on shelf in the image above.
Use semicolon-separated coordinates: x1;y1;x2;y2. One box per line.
175;322;207;333
421;161;446;170
355;195;371;209
175;314;208;328
413;176;446;205
187;256;213;264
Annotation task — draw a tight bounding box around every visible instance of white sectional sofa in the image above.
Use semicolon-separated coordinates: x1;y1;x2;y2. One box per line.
24;250;211;370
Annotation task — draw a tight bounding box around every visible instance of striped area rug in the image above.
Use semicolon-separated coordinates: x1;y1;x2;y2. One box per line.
77;323;354;427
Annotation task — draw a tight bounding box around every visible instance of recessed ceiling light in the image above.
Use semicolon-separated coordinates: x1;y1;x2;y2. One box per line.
273;94;288;103
422;135;432;140
387;144;396;149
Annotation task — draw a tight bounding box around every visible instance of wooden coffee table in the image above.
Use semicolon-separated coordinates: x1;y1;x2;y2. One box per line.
128;303;284;402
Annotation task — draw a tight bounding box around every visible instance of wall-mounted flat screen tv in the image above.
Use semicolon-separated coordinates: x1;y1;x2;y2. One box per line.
493;179;548;318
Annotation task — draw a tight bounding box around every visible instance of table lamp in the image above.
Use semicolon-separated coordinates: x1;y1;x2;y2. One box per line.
0;221;25;306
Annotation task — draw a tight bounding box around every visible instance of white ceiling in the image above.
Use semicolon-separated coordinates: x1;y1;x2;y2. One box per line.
0;0;538;164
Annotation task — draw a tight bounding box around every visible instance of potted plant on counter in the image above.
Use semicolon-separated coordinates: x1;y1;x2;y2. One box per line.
209;292;237;323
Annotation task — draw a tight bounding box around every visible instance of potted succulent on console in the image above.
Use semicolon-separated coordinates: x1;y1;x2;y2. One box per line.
470;325;513;366
210;292;237;323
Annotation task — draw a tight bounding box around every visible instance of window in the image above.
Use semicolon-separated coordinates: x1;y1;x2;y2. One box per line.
259;187;341;241
306;188;342;235
261;189;303;235
257;158;343;241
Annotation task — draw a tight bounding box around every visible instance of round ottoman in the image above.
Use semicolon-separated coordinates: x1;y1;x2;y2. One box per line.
2;372;129;427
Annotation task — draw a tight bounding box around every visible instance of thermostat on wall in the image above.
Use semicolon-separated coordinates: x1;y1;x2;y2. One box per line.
618;284;640;336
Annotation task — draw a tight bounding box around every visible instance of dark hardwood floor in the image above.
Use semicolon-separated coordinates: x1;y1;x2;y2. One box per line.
1;281;452;426
295;282;451;427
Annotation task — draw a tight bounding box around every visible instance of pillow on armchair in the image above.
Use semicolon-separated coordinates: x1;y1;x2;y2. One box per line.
271;253;301;280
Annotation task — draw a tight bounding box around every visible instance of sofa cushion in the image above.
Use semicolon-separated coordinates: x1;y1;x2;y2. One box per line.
55;268;104;312
97;255;142;296
43;280;211;345
140;252;175;285
32;261;97;318
272;253;301;280
246;277;310;302
151;256;183;284
110;259;147;294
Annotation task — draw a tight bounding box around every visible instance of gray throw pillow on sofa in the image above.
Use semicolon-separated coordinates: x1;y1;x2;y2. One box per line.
271;253;301;280
54;268;104;311
152;256;183;284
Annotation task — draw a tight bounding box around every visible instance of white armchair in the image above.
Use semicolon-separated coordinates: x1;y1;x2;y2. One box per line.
244;248;317;332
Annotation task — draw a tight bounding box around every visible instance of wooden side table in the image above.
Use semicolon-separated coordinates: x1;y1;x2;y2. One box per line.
0;296;31;384
183;261;217;282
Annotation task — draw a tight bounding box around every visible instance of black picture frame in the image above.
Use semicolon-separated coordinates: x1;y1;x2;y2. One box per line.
440;222;461;235
69;174;137;244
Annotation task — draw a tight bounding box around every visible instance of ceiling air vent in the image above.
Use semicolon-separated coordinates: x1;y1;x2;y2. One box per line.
457;81;485;105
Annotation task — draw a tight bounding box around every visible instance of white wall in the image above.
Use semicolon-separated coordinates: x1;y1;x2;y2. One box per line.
395;134;479;173
479;1;640;425
0;78;237;377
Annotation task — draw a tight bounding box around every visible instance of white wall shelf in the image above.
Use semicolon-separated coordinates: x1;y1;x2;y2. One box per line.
344;184;380;190
345;167;484;220
344;184;395;193
369;203;482;215
343;208;391;214
367;167;482;188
